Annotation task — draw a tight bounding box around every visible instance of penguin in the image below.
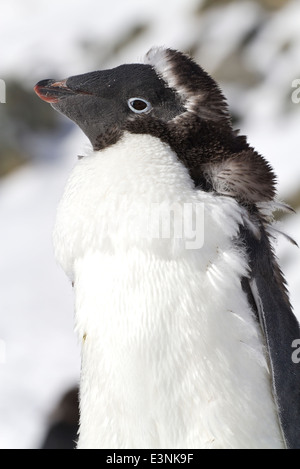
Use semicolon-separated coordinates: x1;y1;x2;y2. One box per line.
34;47;300;449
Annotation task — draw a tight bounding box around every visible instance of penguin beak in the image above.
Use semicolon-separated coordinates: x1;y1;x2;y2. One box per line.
34;79;78;103
34;77;94;103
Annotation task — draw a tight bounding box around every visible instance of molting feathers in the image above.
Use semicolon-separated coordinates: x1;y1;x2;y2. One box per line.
145;47;230;124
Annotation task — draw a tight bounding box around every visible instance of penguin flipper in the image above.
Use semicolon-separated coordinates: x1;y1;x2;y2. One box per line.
240;225;300;449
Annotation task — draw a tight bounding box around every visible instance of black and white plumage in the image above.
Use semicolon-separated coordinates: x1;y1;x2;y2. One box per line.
35;47;300;449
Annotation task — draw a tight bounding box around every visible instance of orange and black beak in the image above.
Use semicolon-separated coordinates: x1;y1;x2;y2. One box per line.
34;79;77;103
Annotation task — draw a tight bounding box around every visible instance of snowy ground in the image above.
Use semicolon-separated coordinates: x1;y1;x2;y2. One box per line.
0;0;299;449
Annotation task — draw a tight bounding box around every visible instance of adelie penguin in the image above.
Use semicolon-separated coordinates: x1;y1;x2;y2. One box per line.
34;47;300;449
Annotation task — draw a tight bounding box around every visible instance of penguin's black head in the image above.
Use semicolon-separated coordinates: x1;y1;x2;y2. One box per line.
34;47;231;150
34;47;276;203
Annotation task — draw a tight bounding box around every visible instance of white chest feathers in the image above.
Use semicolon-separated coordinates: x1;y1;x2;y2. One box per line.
53;132;283;449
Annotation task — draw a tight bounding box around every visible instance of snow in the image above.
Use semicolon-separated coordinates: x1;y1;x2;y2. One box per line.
0;131;86;448
0;0;200;82
0;0;299;449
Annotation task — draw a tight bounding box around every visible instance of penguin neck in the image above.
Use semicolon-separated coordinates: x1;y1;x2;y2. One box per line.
54;131;199;277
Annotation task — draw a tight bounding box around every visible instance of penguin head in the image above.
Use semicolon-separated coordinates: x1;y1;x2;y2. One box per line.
34;47;231;150
34;47;275;203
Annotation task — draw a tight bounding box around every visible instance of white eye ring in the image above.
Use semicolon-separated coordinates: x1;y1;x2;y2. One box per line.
127;97;152;114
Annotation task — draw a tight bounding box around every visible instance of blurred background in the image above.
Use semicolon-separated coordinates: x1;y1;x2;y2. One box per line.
0;0;299;449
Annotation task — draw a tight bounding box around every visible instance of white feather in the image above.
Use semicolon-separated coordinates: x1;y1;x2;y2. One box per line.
145;47;200;118
54;132;283;449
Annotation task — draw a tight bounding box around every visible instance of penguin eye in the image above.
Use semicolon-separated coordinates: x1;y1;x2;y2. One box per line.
127;98;152;114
